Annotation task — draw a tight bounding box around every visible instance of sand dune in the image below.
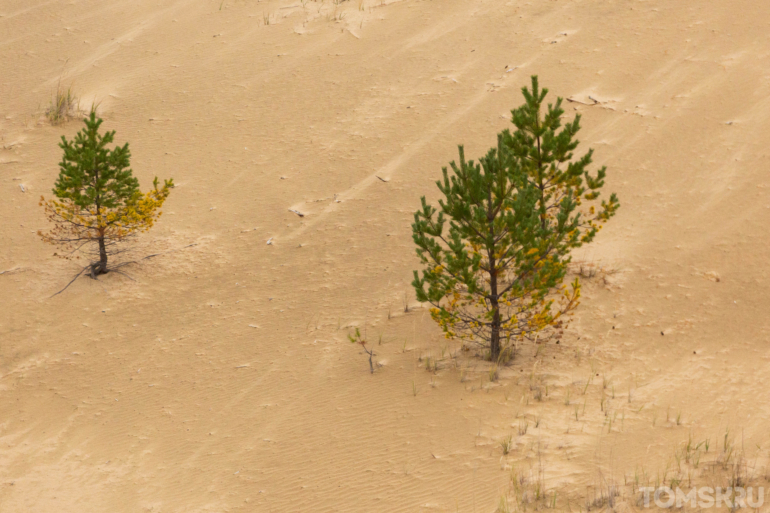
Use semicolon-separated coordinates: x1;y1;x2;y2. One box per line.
2;0;770;511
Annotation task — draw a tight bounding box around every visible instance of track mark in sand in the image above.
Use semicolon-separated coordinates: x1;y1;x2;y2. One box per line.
0;0;58;22
277;7;589;243
37;0;189;92
0;34;25;48
280;78;516;242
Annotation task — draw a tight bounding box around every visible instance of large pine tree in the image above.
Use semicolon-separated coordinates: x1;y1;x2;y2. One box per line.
411;76;619;361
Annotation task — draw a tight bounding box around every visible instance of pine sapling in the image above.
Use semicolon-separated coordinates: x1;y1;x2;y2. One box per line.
349;327;375;373
39;111;173;288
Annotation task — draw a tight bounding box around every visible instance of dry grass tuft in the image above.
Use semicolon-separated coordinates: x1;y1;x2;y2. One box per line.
569;260;621;286
500;434;513;455
46;80;80;125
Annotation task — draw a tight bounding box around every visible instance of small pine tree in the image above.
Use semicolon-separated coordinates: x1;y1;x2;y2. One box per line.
39;111;173;277
411;76;619;361
349;327;375;374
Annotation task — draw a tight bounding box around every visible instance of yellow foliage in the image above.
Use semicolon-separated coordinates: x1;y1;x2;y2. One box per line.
38;178;173;258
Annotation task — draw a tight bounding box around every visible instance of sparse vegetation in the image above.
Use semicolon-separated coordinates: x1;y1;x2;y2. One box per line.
569;260;620;286
495;428;769;512
45;80;79;125
495;495;512;513
507;459;550;510
500;434;513;455
349;327;375;373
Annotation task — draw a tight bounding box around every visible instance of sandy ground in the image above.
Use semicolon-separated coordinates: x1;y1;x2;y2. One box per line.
2;0;770;511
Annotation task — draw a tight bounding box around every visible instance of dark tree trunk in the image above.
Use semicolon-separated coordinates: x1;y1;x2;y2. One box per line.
94;191;108;276
96;234;108;275
489;259;501;361
487;186;501;362
536;133;548;231
490;300;500;360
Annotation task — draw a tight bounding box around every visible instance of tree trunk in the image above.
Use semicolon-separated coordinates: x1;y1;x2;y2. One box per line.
489;259;501;361
487;187;501;361
490;305;501;361
97;234;108;275
94;191;108;275
536;133;548;231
